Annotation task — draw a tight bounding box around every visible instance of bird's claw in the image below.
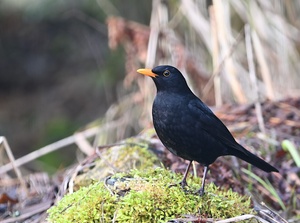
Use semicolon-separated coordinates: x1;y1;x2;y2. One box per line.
197;188;205;196
168;179;188;189
179;180;188;188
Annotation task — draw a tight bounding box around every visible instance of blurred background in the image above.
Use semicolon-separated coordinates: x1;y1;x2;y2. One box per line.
1;0;300;173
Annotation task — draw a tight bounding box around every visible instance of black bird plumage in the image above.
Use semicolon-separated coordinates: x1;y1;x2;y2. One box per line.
137;65;278;196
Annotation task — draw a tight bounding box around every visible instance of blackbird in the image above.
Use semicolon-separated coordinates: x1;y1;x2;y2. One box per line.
137;65;278;196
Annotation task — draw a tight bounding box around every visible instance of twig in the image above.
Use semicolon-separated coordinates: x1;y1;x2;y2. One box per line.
215;214;269;223
168;214;270;223
180;0;211;52
145;0;160;68
213;0;246;104
95;147;122;173
245;24;266;134
209;4;222;106
255;202;289;223
74;132;95;156
251;29;275;100
201;29;244;101
0;127;99;175
0;137;27;194
0;200;52;223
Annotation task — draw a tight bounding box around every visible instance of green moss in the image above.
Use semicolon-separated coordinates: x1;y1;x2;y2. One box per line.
73;137;162;189
47;168;253;223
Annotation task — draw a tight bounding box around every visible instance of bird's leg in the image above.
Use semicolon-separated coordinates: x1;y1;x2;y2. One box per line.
198;165;209;196
178;160;192;188
169;160;192;188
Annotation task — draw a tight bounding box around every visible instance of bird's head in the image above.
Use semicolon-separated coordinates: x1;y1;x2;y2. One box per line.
137;65;190;93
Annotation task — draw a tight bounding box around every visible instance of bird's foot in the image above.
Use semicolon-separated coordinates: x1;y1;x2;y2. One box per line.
197;188;205;197
168;179;188;189
179;179;188;188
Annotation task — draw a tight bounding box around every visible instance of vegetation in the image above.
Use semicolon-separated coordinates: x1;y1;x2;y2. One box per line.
47;168;252;222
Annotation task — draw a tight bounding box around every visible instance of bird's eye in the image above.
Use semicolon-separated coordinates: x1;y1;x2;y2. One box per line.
163;70;170;77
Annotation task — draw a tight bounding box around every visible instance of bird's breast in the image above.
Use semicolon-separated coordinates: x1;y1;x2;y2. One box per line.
151;94;223;164
152;94;182;129
152;95;192;159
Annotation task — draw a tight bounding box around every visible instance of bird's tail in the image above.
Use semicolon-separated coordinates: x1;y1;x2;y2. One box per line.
232;145;278;173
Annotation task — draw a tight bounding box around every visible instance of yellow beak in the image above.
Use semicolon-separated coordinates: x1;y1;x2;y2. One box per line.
137;68;158;78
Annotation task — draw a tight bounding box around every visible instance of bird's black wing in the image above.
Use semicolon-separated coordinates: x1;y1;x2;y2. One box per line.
188;98;278;172
188;99;246;154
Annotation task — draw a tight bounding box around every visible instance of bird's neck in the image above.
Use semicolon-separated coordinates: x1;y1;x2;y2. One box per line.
156;86;195;98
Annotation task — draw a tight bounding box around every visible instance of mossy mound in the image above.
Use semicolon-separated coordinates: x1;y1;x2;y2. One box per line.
73;137;162;189
47;168;253;222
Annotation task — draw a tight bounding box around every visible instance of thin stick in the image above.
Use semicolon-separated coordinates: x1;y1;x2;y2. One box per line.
209;4;222;106
74;132;95;156
202;29;244;101
213;0;246;104
0;137;27;193
0;201;52;223
170;214;270;223
245;24;266;134
0;127;99;175
145;0;160;68
251;29;275;100
142;0;162;121
180;0;211;52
